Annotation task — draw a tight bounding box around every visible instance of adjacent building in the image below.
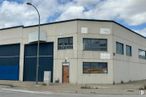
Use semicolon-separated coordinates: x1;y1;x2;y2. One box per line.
0;19;146;84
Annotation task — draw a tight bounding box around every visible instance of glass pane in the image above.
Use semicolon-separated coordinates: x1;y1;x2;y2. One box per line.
139;49;146;59
58;37;73;50
116;42;124;54
83;62;108;74
126;45;132;56
83;38;107;51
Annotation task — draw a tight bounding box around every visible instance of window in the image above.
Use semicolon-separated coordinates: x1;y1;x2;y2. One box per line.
83;38;107;51
83;62;108;74
126;45;132;56
58;37;73;50
138;49;146;59
116;42;124;55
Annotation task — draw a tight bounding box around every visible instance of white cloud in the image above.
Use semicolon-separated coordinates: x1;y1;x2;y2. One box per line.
58;0;146;26
136;28;146;37
0;0;59;28
30;0;58;22
73;0;101;6
0;0;146;37
57;5;85;20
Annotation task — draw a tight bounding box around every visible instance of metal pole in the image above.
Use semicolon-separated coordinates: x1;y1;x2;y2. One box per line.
26;3;40;84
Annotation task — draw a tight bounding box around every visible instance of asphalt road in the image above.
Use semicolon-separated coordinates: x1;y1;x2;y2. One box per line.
0;88;145;97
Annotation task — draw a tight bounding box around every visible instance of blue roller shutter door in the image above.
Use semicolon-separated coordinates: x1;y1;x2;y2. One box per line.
23;42;53;82
0;44;20;80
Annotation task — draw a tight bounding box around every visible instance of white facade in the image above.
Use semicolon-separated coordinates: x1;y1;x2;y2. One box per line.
0;19;146;84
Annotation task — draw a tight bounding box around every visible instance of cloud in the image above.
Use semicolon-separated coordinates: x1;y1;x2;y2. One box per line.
57;0;146;26
73;0;101;6
0;0;146;37
0;0;59;28
57;6;85;20
0;1;27;27
136;28;146;37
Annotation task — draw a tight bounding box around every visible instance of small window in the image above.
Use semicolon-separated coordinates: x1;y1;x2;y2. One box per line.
116;42;124;55
83;38;107;51
138;49;146;59
58;37;73;50
126;45;132;56
83;62;108;74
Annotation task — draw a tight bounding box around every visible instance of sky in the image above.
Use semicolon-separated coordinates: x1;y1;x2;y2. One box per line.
0;0;146;37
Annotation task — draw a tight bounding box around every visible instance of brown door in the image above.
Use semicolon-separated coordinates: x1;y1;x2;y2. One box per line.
62;65;69;83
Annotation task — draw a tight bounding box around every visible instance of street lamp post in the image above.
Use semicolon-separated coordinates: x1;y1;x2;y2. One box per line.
26;2;40;84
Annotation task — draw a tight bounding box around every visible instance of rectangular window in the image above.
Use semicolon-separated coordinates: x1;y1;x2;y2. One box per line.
83;62;108;74
126;45;132;56
58;37;73;50
83;38;107;51
138;49;146;59
116;42;124;55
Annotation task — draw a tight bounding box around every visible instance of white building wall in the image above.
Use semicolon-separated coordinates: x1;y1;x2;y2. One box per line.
112;23;146;83
0;27;24;81
76;21;114;84
44;21;78;83
0;19;146;84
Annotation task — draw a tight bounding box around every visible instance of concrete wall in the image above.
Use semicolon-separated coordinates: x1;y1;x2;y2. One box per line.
0;21;78;83
46;21;78;83
0;19;146;84
22;21;78;83
76;21;114;84
0;27;24;81
112;23;146;83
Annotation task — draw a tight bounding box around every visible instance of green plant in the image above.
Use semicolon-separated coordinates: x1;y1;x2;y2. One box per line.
42;83;47;86
144;85;146;90
113;81;115;85
121;80;124;84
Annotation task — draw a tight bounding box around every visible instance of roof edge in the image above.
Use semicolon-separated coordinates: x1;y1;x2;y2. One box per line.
0;25;24;31
0;18;145;39
23;18;114;28
112;21;146;39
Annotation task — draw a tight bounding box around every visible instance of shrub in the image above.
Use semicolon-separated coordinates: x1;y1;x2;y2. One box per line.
121;80;124;84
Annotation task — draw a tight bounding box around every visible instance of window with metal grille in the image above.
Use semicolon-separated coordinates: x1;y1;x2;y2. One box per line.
58;37;73;50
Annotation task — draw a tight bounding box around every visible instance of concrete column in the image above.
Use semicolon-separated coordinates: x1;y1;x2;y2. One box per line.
19;43;24;81
19;28;25;81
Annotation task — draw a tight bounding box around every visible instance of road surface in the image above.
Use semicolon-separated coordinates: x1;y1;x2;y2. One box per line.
0;88;145;97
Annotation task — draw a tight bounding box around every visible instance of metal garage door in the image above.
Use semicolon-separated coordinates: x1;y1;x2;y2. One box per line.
23;42;53;82
0;44;20;80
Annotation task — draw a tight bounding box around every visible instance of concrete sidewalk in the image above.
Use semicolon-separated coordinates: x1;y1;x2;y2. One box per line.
0;80;146;95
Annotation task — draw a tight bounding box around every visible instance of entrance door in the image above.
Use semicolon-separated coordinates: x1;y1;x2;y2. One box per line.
62;65;69;83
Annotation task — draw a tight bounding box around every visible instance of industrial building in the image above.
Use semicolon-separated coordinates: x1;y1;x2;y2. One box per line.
0;19;146;84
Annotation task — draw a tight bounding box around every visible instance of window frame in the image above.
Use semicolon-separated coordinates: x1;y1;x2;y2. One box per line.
126;45;132;56
83;38;107;51
58;37;73;50
116;42;124;55
138;49;146;59
83;62;108;74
